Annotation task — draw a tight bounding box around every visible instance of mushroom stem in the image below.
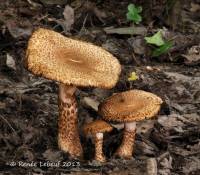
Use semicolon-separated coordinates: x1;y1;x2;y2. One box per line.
115;122;136;159
94;132;106;162
58;83;83;158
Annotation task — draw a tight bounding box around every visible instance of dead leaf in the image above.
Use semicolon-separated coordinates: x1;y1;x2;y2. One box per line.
182;157;200;174
92;88;111;99
82;97;99;111
102;38;134;64
183;113;200;123
39;0;68;5
62;5;74;32
137;120;155;134
6;53;16;70
83;2;107;22
146;66;155;71
6;20;32;38
135;140;157;155
104;25;147;36
146;158;157;175
128;37;146;55
190;3;200;12
157;114;184;129
164;72;200;82
27;0;42;8
93;6;107;19
169;145;200;156
15;146;35;161
182;45;200;65
42;149;63;161
158;156;172;175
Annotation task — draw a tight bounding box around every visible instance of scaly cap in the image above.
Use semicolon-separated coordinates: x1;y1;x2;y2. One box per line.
83;120;113;135
25;28;121;88
98;90;163;122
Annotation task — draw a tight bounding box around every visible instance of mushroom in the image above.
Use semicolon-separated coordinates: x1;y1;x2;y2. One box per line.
98;89;163;159
25;28;121;158
83;120;113;162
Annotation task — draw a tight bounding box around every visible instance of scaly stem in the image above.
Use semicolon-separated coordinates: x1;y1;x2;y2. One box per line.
94;133;106;162
58;84;83;158
114;122;136;159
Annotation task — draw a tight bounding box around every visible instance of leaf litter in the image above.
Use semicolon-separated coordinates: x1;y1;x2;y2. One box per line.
0;0;200;175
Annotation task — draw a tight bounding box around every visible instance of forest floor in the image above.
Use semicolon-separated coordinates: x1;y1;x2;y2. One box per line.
0;0;200;174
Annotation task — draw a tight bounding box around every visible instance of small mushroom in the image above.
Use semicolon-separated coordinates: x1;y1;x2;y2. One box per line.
98;89;163;159
83;120;113;162
25;28;121;158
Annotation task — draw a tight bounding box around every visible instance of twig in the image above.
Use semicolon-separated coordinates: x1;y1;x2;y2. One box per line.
0;115;16;132
79;13;89;35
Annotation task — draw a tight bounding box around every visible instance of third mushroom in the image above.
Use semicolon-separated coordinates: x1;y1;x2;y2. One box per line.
83;120;113;162
98;89;163;159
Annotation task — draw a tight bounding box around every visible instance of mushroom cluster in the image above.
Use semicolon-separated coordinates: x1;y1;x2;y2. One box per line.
25;28;163;162
25;28;121;158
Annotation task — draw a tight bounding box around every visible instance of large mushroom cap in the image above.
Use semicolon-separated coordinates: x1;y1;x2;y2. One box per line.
25;28;121;88
98;90;163;122
83;120;113;135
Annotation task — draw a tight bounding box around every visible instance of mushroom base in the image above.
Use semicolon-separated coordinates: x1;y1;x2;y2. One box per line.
114;122;136;159
58;84;83;158
94;133;106;162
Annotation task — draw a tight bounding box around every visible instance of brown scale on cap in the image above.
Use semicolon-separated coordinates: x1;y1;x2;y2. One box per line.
25;28;121;159
98;90;163;159
83;120;113;162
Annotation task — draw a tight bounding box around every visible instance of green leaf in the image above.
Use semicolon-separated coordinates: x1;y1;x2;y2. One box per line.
128;72;138;81
126;4;142;24
152;41;173;57
145;30;165;46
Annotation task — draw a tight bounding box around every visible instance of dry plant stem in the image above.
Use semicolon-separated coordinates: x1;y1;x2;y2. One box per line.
115;122;136;159
94;132;106;162
58;84;83;158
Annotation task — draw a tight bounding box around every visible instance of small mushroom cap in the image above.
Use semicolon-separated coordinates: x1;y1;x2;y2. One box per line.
25;28;121;89
98;90;163;122
83;120;113;135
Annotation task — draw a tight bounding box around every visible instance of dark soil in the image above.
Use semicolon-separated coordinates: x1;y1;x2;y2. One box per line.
0;0;200;174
